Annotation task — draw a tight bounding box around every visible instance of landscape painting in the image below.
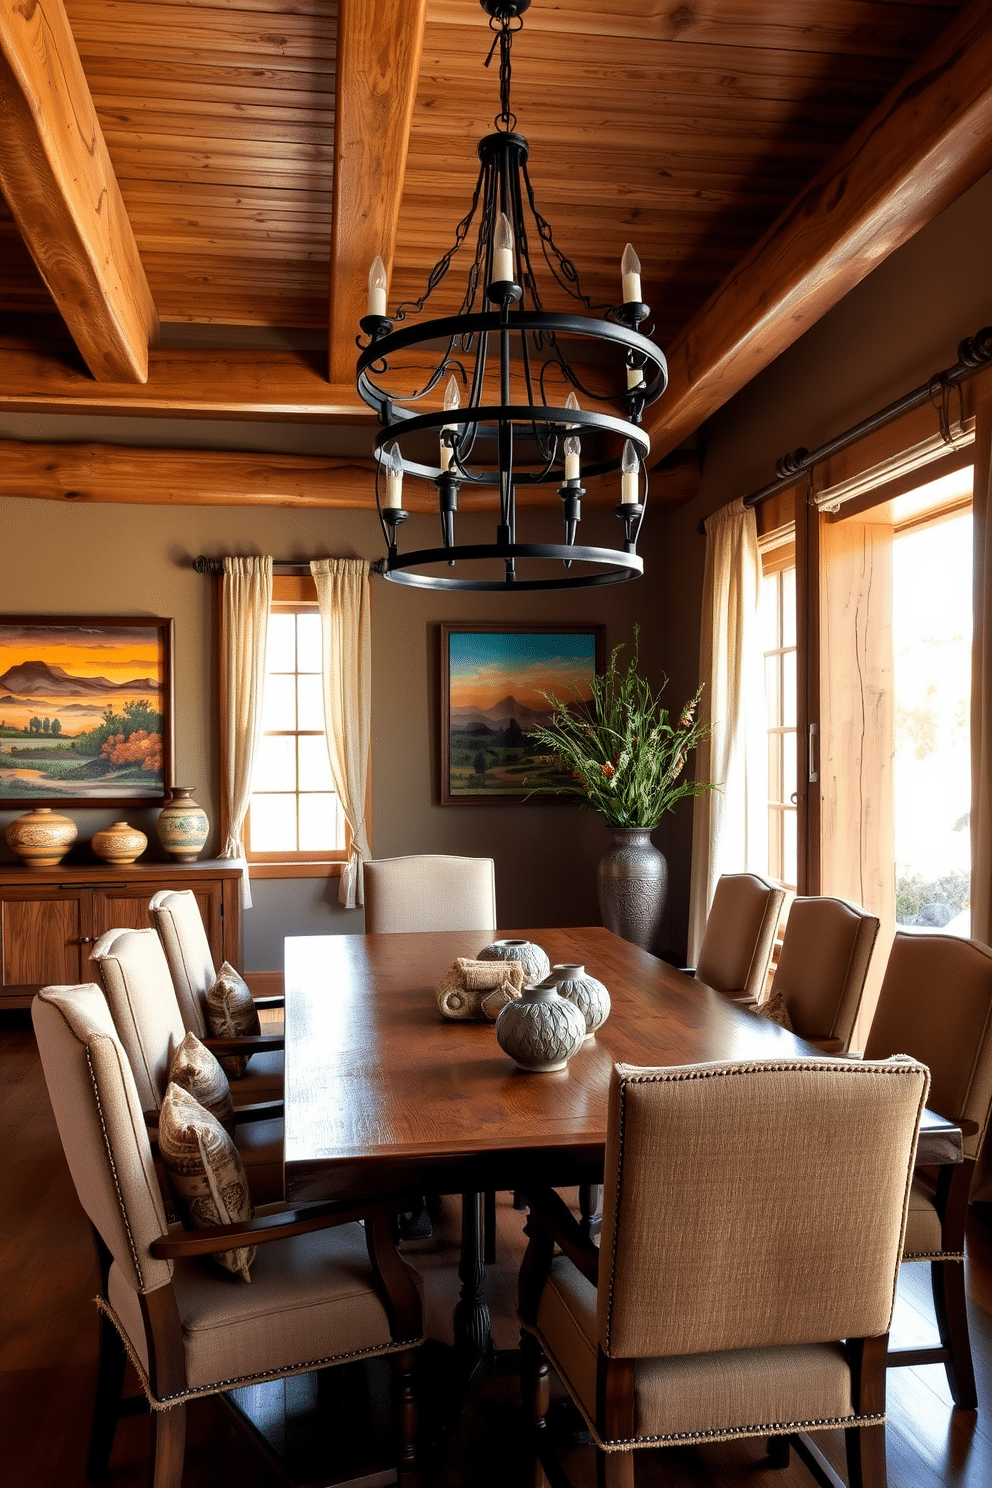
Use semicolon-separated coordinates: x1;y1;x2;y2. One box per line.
0;617;174;806
440;624;603;804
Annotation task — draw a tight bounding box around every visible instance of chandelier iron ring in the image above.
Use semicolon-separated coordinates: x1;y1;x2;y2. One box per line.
382;543;643;592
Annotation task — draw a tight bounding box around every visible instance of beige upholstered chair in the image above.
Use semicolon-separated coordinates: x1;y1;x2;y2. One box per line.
863;931;992;1409
692;871;785;999
363;854;497;934
750;895;880;1053
32;983;423;1488
149;888;284;1102
519;1056;929;1488
91;926;283;1202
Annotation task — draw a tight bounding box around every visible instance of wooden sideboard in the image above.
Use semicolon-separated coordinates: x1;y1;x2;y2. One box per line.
0;860;242;1009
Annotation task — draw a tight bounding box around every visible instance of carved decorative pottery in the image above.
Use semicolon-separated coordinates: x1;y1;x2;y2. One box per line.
156;787;209;863
5;807;78;869
552;963;611;1038
91;820;148;865
596;828;668;951
495;975;586;1072
477;937;550;984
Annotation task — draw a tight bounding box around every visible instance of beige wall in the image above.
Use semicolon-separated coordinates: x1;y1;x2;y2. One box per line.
0;497;670;968
659;169;992;944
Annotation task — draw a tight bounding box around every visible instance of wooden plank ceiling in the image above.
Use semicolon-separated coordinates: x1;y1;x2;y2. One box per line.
1;0;990;510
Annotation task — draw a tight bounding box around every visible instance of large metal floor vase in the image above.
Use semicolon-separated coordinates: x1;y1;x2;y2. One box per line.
596;828;667;952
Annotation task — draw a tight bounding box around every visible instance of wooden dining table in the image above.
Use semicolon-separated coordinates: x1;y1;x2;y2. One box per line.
282;925;961;1351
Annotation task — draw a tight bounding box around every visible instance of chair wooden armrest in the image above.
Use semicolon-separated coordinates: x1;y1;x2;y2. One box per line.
521;1186;600;1287
202;1032;285;1055
231;1098;284;1123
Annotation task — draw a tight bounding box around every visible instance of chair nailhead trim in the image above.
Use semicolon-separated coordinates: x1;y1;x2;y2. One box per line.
85;1046;145;1288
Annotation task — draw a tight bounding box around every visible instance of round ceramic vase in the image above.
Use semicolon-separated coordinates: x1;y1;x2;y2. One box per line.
5;807;78;868
92;821;148;865
156;787;210;863
477;937;550;984
495;976;586;1073
552;963;611;1039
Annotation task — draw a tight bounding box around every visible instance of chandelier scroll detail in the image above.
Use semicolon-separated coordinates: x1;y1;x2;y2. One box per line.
356;0;668;591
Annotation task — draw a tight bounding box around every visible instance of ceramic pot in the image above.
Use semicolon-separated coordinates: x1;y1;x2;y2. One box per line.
156;787;209;863
495;975;586;1073
92;820;148;866
477;937;550;984
597;827;668;951
552;963;611;1039
5;807;78;869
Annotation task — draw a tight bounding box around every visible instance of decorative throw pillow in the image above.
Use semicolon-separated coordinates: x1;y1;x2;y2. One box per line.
760;989;794;1031
158;1082;255;1281
205;961;260;1077
169;1031;235;1135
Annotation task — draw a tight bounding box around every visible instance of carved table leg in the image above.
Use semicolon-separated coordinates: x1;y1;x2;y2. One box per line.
452;1191;492;1360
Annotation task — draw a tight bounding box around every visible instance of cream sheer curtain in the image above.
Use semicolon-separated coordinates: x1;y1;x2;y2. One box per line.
311;559;372;909
687;498;766;960
972;383;991;948
220;556;273;909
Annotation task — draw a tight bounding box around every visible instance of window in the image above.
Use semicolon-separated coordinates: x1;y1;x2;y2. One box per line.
243;576;348;874
759;538;798;893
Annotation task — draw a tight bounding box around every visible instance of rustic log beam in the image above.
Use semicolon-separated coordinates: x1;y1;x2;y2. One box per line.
645;0;992;462
0;340;368;420
0;439;698;511
328;0;428;386
0;0;158;382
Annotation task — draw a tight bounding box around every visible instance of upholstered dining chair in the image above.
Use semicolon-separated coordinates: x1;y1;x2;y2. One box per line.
691;871;786;1000
363;854;497;934
32;982;424;1488
747;895;880;1053
91;926;284;1202
150;887;284;1102
518;1055;929;1488
863;931;992;1410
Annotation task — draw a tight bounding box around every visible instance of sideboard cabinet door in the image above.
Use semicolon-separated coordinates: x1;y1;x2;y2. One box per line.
0;887;91;1001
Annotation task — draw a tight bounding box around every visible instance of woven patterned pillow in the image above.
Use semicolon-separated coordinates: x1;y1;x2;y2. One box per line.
169;1031;235;1135
159;1082;255;1281
205;961;260;1077
759;989;794;1031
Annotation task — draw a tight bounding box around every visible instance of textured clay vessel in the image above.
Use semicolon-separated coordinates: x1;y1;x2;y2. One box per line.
597;827;668;951
552;963;611;1039
495;975;586;1073
478;937;550;984
5;807;78;869
156;787;210;863
92;820;148;866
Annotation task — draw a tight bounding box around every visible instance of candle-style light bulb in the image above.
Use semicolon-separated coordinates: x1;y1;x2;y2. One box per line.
440;375;461;473
383;441;404;509
620;439;639;505
367;255;388;318
563;435;581;484
627;363;646;391
493;212;515;283
565;390;581;428
621;243;642;305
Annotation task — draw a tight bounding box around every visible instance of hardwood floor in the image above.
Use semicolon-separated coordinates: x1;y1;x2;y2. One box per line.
2;1009;989;1488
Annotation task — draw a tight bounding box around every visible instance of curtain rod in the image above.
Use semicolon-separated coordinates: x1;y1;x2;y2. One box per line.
696;325;992;535
192;557;386;575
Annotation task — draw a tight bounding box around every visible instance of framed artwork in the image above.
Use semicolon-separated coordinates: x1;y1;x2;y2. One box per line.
0;616;174;807
440;623;604;805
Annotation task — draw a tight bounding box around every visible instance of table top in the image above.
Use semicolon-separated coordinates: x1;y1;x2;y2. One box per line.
282;926;961;1204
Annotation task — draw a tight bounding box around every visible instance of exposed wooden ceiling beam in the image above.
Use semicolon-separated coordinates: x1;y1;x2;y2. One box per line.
327;0;428;385
0;439;699;510
0;340;368;421
0;0;158;382
644;0;992;463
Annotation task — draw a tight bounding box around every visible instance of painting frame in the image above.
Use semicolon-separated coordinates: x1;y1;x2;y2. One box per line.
439;622;605;806
0;615;175;808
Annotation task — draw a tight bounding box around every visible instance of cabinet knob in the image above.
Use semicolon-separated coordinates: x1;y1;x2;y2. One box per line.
79;936;95;945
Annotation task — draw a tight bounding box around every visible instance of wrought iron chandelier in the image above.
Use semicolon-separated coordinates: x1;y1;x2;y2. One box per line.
356;0;668;591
